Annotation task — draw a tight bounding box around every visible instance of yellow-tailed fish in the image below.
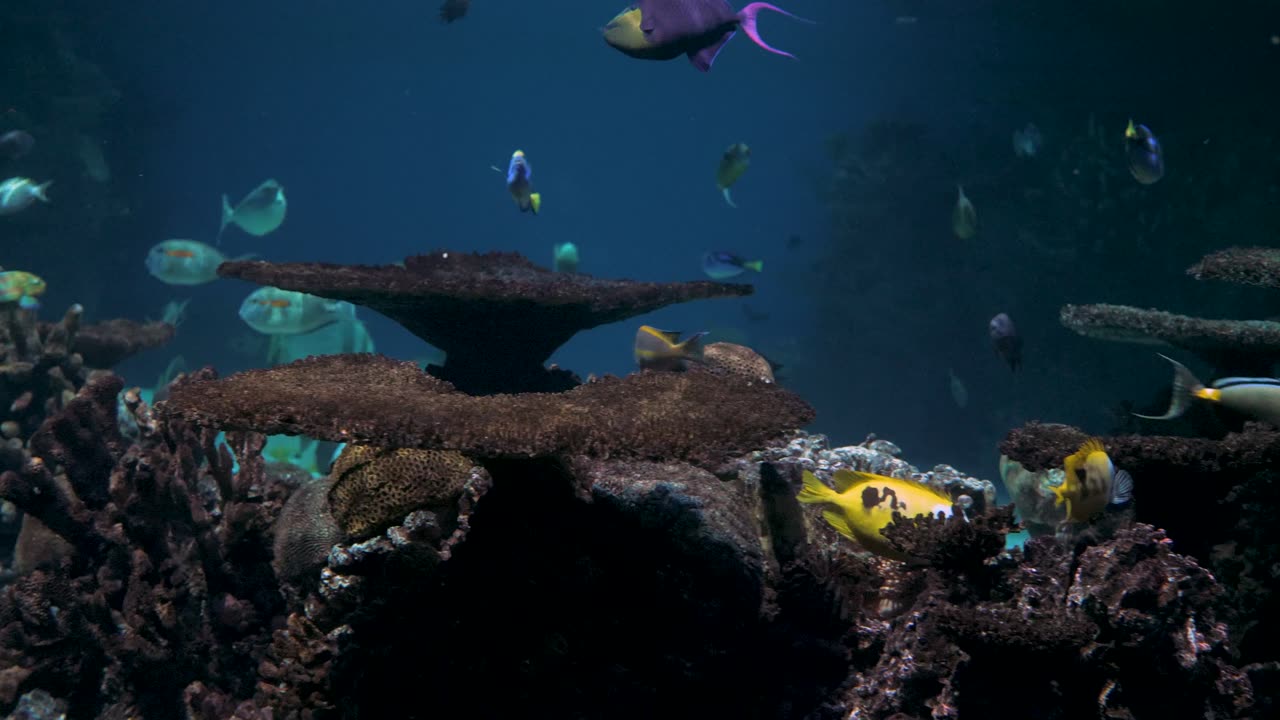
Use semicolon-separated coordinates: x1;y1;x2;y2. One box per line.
1053;439;1133;523
218;179;286;244
634;325;707;371
0;177;52;216
951;184;977;239
716;143;751;207
507;150;541;214
796;469;955;561
1135;353;1280;427
0;271;46;310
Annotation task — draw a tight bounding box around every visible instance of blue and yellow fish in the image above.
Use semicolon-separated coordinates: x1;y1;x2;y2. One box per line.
506;150;542;215
0;271;46;310
1135;353;1280;427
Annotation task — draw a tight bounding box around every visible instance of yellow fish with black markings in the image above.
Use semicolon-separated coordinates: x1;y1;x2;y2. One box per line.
1053;438;1134;523
797;468;955;561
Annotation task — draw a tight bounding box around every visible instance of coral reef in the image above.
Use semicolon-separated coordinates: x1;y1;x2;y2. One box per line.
61;318;175;370
158;354;816;473
1188;246;1280;289
217;251;752;394
696;341;776;384
1060;303;1280;374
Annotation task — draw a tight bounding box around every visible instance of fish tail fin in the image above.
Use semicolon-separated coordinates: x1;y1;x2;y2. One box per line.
738;2;814;60
796;470;839;504
1132;353;1203;421
217;194;234;246
722;187;736;207
743;259;763;272
679;331;709;361
33;181;52;202
530;192;542;215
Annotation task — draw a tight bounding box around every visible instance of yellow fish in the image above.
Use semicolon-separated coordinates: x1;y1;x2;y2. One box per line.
797;469;955;561
716;143;751;207
0;271;46;310
1052;439;1134;523
633;325;706;371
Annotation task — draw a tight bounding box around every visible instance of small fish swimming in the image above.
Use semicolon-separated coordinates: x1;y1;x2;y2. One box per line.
602;1;812;72
988;312;1022;372
1124;120;1164;185
439;0;470;22
239;287;356;335
0;177;51;215
506;150;541;215
716;143;751;207
1012;123;1043;158
0;131;34;160
634;325;707;371
1134;353;1280;427
0;271;46;310
796;469;955;561
219;179;287;244
145;239;249;285
948;368;968;408
1053;438;1134;523
701;251;762;280
951;184;977;239
553;242;579;273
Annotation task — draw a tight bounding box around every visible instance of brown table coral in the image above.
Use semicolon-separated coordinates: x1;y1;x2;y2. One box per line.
158;353;815;473
1188;246;1280;289
218;251;752;394
61;317;175;369
1060;303;1280;374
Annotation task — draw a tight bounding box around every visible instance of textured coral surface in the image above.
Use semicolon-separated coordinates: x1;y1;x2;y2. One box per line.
1188;246;1280;289
218;251;752;393
159;354;816;472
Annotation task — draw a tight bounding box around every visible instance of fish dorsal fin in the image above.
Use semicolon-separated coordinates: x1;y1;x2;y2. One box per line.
831;468;860;493
648;327;682;345
1076;438;1106;458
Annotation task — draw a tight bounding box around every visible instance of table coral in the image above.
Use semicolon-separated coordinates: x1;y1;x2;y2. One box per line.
217;251;752;394
1188;246;1280;289
158;354;816;473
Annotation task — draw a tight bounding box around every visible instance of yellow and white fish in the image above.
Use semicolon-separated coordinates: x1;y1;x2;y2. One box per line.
1135;353;1280;427
1053;438;1134;523
0;177;52;215
797;469;956;561
218;179;286;243
634;325;706;371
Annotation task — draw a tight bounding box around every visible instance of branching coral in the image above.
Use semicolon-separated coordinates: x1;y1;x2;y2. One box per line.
217;251;752;394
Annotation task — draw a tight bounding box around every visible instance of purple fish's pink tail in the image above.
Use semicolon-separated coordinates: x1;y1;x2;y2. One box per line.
737;2;815;60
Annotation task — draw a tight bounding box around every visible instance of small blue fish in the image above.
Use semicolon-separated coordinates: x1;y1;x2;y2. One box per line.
553;242;579;273
1124;120;1164;185
702;251;763;280
1012;123;1043;158
506;150;542;214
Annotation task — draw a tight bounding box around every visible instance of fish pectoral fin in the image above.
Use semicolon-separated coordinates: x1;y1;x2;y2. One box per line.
821;509;857;541
1110;469;1134;506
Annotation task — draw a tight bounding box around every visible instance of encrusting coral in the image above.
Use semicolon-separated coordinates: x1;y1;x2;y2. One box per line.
326;445;474;540
1188;246;1280;289
218;251;752;394
159;354;816;473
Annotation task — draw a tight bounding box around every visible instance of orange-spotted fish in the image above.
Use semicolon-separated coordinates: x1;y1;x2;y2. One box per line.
146;239;252;285
796;469;956;561
1135;353;1280;427
0;271;46;310
1053;439;1134;523
238;286;356;335
634;325;706;371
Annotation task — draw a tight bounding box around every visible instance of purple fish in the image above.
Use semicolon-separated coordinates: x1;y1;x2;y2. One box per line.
0;131;34;161
603;1;812;72
989;312;1023;372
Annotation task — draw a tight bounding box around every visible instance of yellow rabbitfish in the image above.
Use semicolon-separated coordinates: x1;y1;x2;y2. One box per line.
797;469;955;561
1053;439;1134;523
716;143;751;207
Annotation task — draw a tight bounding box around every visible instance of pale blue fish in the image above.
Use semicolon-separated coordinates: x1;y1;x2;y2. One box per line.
145;239;251;285
0;177;51;215
238;287;355;335
218;179;286;243
553;242;579;273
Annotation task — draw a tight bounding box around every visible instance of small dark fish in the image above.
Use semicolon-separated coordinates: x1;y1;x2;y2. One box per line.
1124;120;1164;185
602;1;813;72
0;131;34;160
439;0;470;23
785;233;802;249
989;312;1022;371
